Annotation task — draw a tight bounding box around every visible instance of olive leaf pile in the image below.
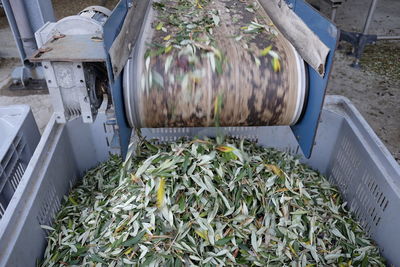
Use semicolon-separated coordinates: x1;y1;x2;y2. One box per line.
41;139;385;266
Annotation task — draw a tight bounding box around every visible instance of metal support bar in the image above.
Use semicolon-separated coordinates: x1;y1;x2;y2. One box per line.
362;0;378;35
340;30;377;68
377;35;400;40
24;0;56;32
339;0;400;68
331;7;337;21
8;0;37;57
1;0;27;62
1;0;55;89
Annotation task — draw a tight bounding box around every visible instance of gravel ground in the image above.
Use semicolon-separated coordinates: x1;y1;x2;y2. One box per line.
0;0;399;162
327;45;400;162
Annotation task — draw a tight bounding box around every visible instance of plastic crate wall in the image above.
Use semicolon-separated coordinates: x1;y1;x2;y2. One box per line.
0;96;399;266
0;105;40;219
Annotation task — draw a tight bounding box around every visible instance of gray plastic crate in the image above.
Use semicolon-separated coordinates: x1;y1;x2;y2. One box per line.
0;105;40;219
0;96;399;266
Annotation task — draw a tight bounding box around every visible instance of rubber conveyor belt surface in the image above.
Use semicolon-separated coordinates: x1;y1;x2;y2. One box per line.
123;0;307;129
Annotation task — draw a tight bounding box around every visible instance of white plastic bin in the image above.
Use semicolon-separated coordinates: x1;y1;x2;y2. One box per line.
0;105;40;219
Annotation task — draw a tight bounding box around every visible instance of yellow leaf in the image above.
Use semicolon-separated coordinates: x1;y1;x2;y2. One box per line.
212;47;222;60
272;57;281;72
163;35;171;41
260;45;272;57
216;146;235;153
156;22;163;31
191;76;201;83
157;178;165;208
265;164;283;177
195;0;203;8
241;26;248;30
214;95;219;118
195;230;208;240
165;45;173;53
288;243;298;257
115;224;125;233
276;188;289;193
189;139;211;145
338;261;352;267
69;196;78;205
124;247;134;255
213;94;223;127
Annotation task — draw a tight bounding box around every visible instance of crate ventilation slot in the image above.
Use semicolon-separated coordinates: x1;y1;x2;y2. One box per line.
329;134;391;234
0;133;28;220
150;128;190;134
362;172;389;211
9;163;24;191
37;184;60;233
0;202;5;218
283;146;299;155
148;127;259;143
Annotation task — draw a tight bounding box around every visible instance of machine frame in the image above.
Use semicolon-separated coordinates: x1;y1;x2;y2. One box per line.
103;0;339;158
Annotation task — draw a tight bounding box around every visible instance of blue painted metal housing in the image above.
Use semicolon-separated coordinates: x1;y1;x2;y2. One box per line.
103;0;133;157
103;0;338;158
288;0;339;158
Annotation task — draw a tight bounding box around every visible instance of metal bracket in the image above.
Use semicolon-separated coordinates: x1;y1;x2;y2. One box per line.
338;0;400;68
41;61;96;123
104;0;338;158
286;0;339;158
1;0;55;89
103;0;133;158
340;31;377;68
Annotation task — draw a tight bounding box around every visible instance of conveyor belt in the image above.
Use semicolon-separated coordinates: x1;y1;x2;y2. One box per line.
123;0;307;128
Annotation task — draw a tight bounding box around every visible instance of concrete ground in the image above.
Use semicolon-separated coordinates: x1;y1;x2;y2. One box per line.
0;0;399;162
318;0;400;162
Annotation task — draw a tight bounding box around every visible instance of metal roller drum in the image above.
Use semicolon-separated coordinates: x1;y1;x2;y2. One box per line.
123;0;307;128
